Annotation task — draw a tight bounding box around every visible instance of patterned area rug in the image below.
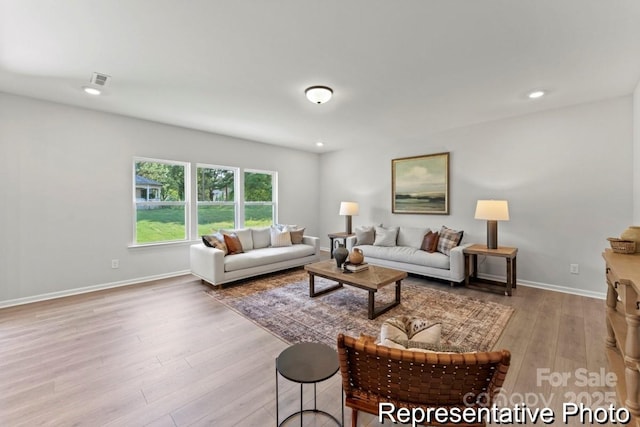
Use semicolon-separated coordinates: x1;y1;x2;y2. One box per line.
205;268;514;351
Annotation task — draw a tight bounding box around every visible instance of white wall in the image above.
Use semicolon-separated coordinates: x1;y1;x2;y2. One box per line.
634;81;640;224
319;96;633;297
0;93;320;305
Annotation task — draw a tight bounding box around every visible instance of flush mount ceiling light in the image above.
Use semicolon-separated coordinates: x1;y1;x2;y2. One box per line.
528;90;545;99
305;86;333;104
83;86;101;96
316;141;324;147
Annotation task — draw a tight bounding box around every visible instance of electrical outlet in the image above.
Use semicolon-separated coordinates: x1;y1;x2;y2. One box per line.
111;259;119;269
570;264;579;274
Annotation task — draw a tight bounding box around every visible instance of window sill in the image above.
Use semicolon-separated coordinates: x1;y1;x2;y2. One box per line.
128;240;199;249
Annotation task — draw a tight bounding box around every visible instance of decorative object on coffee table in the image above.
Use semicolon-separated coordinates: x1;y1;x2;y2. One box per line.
348;248;364;265
339;201;359;234
474;200;510;249
332;243;349;268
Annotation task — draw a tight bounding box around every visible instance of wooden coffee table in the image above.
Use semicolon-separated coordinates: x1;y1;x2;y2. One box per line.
304;260;407;319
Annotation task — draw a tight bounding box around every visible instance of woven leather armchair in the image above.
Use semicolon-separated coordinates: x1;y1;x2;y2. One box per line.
337;334;511;427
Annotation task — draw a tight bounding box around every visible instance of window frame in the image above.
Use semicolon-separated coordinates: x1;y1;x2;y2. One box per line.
132;157;191;246
195;164;240;234
243;168;278;227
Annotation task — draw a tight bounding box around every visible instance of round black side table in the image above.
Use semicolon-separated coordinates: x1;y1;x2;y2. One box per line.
275;342;343;426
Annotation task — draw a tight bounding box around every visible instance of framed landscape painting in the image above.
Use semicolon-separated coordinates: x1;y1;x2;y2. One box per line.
392;152;449;214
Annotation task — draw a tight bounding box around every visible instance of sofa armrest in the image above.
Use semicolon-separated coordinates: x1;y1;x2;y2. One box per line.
345;235;358;251
449;243;473;282
190;243;225;285
302;235;320;254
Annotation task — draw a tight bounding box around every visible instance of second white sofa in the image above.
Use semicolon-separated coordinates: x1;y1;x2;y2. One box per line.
345;225;470;285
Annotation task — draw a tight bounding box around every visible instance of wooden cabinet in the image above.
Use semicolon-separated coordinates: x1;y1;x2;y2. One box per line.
604;249;640;426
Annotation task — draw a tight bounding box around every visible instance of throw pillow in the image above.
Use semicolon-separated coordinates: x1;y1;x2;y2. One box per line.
373;226;399;247
388;339;471;354
270;226;292;247
437;226;464;256
223;233;244;255
202;233;228;255
420;231;440;253
355;225;375;245
397;226;430;249
380;315;441;344
288;227;305;244
251;227;271;249
220;228;254;251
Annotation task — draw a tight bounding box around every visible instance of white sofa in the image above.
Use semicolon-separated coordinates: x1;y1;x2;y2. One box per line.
345;225;470;285
190;228;320;286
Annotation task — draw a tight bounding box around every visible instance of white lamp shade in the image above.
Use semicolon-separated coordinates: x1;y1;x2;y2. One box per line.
474;200;509;221
339;202;359;216
305;86;333;104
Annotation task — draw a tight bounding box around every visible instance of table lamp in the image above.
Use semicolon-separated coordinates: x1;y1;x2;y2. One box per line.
474;200;509;249
339;202;359;234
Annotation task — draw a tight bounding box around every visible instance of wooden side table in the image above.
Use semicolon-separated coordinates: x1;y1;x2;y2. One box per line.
327;232;354;258
463;244;518;296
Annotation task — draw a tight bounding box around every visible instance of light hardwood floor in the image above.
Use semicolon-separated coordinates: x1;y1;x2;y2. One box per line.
0;260;613;426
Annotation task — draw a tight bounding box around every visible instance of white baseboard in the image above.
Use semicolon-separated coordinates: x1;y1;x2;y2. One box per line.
0;270;192;309
477;273;606;300
0;268;605;309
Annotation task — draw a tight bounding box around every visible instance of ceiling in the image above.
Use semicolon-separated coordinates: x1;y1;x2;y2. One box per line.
2;1;640;153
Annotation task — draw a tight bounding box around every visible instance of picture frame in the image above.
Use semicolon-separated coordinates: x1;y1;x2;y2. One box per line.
392;152;449;214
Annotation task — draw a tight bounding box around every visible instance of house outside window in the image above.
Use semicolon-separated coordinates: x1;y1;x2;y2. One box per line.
133;158;189;244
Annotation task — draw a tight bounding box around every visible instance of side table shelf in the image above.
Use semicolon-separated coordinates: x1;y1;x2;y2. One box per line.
604;249;640;427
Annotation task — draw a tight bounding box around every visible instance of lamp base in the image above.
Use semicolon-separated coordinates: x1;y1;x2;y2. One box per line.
345;216;352;235
486;220;498;249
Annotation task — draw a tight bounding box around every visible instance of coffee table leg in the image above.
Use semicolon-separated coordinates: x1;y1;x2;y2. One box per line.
368;281;402;319
308;272;315;297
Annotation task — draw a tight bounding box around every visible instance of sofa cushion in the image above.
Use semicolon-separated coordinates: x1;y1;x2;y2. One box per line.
270;226;292;247
355;244;450;269
355;225;375;245
223;233;244;254
285;226;305;244
224;245;315;272
380;315;442;343
221;228;254;251
420;231;439;253
437;226;463;256
251;227;272;249
373;226;398;247
397;226;430;249
202;233;229;255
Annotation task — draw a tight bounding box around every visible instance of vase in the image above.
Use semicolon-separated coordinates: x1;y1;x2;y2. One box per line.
333;243;349;268
348;248;364;265
621;226;640;253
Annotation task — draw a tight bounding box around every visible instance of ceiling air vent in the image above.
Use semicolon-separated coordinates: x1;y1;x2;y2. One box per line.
90;72;111;87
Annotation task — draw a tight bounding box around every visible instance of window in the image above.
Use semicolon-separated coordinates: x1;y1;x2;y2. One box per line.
244;170;276;227
197;165;237;235
133;158;189;244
